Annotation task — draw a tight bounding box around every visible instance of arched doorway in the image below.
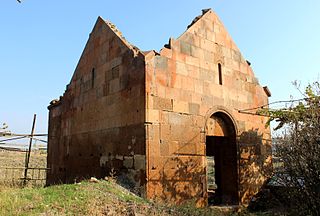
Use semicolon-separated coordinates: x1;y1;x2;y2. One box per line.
206;112;238;205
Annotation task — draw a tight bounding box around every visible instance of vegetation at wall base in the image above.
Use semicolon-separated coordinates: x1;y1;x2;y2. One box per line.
258;81;320;215
0;179;277;216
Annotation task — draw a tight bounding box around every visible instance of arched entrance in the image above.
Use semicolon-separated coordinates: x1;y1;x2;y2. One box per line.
206;111;238;205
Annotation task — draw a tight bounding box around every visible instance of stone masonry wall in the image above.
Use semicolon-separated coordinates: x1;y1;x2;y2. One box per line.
47;17;147;192
48;9;272;206
145;10;272;206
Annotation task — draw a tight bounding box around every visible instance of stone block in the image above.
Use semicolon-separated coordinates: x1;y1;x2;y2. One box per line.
160;47;172;58
173;51;187;62
202;18;214;32
189;103;200;115
203;81;211;95
153;96;173;111
205;30;215;41
180;90;192;102
191;92;201;104
147;109;160;123
168;112;183;125
215;33;225;46
169;141;179;155
180;32;200;47
194;80;203;94
160;140;169;156
172;74;182;89
201;95;213;106
156;85;166;98
186;55;199;67
123;156;134;168
180;41;192;55
134;155;146;170
200;38;215;51
191;45;204;59
204;50;214;63
148;140;160;156
173;100;189;113
148;124;160;141
160;124;171;141
155;56;168;70
176;62;188;76
176;142;197;155
108;78;120;94
181;76;194;91
160;111;170;124
187;65;200;79
155;69;168;87
110;57;122;69
165;87;180;99
192;114;204;128
146;94;154;109
232;50;241;62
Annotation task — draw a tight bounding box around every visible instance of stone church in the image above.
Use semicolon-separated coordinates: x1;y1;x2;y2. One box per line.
47;9;272;206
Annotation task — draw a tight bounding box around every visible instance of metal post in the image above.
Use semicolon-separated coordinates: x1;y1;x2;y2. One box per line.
24;114;36;185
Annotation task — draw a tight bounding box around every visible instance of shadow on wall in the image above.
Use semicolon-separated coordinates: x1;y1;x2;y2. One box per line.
238;129;272;204
148;129;272;206
151;156;206;207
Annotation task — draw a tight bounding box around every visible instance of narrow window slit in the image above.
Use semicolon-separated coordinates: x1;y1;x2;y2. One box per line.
91;68;95;88
218;63;222;85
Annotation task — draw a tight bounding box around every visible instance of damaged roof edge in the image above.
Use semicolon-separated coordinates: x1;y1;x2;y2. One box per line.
48;16;146;109
101;8;212;56
48;9;217;109
159;8;213;53
48;98;61;110
97;16;143;57
187;8;211;29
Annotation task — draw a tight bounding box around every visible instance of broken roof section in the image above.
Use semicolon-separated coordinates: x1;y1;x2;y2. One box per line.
97;16;141;56
51;8;261;108
163;8;241;53
95;8;241;59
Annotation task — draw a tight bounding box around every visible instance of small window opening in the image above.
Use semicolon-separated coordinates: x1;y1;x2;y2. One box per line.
218;63;222;85
91;68;95;88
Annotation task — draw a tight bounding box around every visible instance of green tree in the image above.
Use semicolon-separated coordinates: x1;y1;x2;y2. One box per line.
259;82;320;215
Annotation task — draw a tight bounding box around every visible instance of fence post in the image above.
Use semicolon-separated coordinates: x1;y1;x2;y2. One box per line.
23;114;36;185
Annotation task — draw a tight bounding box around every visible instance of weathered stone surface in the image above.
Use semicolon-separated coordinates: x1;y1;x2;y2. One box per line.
48;9;271;208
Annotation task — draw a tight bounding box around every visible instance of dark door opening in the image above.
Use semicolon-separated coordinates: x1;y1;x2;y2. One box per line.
206;113;238;205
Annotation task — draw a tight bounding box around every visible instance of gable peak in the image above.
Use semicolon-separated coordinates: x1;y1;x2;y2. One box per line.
93;16;142;56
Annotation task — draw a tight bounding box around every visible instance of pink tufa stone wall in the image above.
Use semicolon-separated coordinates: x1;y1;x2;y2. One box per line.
48;9;272;207
47;17;147;192
144;9;271;206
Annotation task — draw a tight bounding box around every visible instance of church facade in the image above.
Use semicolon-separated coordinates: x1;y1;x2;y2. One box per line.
47;9;272;206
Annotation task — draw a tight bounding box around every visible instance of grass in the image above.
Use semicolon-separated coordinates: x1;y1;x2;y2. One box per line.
0;150;275;215
0;180;141;215
0;178;275;216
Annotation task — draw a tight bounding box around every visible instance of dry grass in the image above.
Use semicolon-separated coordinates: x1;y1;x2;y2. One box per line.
0;151;274;215
0;149;46;167
0;150;47;186
0;179;253;216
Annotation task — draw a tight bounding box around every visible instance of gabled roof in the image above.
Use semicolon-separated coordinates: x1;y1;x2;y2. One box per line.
178;8;240;52
95;16;141;56
187;8;211;29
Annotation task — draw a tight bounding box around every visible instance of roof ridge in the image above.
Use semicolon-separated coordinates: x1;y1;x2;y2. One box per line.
98;16;141;56
187;8;212;29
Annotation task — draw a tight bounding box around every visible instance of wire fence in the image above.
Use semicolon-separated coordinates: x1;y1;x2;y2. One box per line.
0;115;48;187
0;147;48;187
0;166;49;187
